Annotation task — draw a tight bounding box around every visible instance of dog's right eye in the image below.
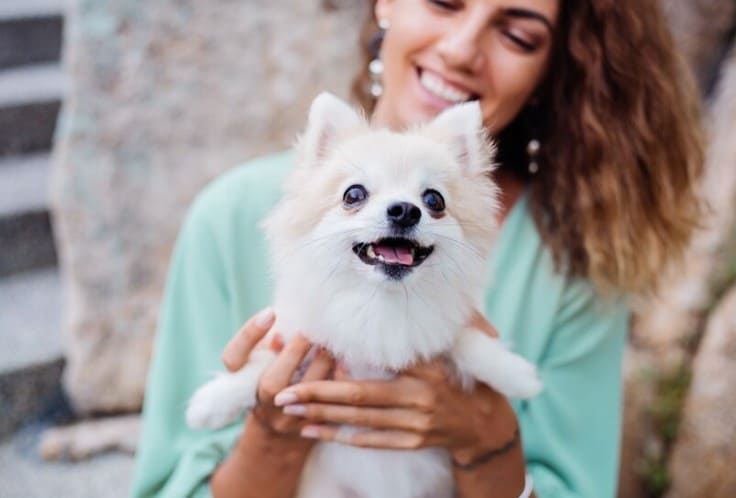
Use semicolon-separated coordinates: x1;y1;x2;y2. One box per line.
343;185;368;207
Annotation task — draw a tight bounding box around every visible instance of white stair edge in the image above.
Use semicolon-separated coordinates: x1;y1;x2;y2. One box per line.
0;0;65;20
0;267;63;374
0;153;51;217
0;63;66;107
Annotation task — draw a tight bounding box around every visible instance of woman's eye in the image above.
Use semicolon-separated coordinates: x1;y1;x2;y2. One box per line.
422;189;446;212
428;0;458;11
343;185;368;207
503;30;537;53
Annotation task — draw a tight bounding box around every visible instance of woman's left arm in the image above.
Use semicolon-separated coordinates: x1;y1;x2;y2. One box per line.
274;287;628;498
273;363;530;498
271;313;533;498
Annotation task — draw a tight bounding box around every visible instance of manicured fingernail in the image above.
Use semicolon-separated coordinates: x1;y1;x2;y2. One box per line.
301;427;320;439
254;307;275;328
283;404;306;416
274;391;298;406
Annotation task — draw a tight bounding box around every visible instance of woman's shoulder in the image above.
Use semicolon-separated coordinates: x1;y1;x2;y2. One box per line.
486;194;629;361
184;150;293;236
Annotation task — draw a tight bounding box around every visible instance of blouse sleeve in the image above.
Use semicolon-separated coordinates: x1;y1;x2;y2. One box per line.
517;284;629;498
128;191;244;498
128;152;289;497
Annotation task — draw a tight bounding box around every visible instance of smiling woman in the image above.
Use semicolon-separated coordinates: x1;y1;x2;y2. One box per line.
371;0;558;130
130;1;704;497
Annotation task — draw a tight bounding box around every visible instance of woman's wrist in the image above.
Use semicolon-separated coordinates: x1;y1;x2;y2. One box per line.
451;427;520;469
211;413;312;498
451;395;528;498
452;435;528;498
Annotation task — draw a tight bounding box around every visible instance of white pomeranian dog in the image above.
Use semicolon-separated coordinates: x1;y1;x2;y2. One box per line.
186;92;542;498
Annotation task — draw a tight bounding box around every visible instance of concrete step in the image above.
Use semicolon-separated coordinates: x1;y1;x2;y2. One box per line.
0;267;63;373
0;64;64;157
0;425;134;498
0;0;63;70
0;154;58;276
0;153;51;216
0;267;66;439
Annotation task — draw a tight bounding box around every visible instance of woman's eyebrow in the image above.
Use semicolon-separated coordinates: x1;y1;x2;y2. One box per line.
501;8;555;33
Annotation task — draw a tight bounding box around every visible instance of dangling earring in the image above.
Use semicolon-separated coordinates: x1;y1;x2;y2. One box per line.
368;19;390;99
527;138;540;174
524;100;542;174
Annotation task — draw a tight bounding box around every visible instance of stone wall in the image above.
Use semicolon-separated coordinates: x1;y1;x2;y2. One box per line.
619;1;736;495
50;0;365;413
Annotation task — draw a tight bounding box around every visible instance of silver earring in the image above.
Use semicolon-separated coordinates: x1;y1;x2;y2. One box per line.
527;138;541;174
368;19;390;99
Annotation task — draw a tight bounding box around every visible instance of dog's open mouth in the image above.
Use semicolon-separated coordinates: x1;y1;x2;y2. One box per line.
352;237;434;270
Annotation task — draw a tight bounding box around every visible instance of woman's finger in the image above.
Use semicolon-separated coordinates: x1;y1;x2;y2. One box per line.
401;358;451;382
259;335;313;397
274;378;431;410
300;348;335;382
222;307;276;371
268;333;285;352
283;403;431;433
301;425;429;450
468;310;499;338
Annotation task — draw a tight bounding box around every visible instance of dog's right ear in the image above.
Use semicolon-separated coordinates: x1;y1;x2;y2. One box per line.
301;92;364;164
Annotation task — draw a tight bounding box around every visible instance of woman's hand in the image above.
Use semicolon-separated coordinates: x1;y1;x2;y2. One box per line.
211;307;334;498
271;312;518;461
221;307;336;440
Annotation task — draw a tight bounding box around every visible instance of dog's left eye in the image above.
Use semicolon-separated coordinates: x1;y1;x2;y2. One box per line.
422;189;445;212
343;184;368;207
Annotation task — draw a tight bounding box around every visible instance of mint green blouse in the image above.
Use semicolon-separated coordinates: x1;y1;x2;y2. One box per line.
130;151;629;498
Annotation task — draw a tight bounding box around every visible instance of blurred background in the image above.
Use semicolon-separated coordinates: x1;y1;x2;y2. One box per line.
0;0;734;497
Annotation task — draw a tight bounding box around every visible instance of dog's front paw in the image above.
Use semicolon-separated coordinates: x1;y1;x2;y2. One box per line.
453;330;543;400
186;375;254;430
493;354;543;399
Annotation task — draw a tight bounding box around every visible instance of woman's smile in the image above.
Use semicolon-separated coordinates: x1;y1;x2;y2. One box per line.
414;66;479;108
372;0;558;130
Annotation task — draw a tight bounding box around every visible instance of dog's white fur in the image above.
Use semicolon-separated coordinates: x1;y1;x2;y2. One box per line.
186;93;542;498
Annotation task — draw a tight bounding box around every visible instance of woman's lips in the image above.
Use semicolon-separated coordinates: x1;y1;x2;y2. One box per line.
414;67;478;109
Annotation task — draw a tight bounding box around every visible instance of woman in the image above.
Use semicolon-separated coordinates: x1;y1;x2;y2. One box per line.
130;0;703;497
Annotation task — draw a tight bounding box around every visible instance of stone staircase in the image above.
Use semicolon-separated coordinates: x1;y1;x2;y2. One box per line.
0;1;135;495
0;0;66;437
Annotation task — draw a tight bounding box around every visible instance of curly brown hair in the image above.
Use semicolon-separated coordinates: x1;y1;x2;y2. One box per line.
352;0;705;295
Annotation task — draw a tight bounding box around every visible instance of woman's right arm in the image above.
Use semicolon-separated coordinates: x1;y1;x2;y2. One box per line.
211;314;334;498
129;155;301;498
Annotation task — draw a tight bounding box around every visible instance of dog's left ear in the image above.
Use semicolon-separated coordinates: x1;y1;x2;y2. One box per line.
423;102;495;175
301;92;365;165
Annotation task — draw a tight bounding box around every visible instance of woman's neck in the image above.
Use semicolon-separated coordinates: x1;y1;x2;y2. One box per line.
494;168;525;225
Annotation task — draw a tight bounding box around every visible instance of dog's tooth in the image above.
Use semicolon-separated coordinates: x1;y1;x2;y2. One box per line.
377;254;385;262
367;245;376;259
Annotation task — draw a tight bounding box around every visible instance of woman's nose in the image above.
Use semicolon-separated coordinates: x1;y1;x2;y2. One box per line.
435;18;486;74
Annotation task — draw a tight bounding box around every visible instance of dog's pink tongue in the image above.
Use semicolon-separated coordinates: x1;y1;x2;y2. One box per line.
374;244;413;265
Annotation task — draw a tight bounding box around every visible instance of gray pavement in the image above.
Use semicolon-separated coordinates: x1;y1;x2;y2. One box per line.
0;426;135;498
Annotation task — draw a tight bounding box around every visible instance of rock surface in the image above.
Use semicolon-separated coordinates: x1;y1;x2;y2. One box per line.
51;0;365;413
665;286;736;498
618;19;736;498
661;0;736;95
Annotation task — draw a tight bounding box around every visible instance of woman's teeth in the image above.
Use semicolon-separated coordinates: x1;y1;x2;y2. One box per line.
419;70;472;103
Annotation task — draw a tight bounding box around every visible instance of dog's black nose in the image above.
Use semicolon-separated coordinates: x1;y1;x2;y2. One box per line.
387;202;422;228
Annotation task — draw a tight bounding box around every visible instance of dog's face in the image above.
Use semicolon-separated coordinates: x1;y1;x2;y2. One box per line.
267;93;499;289
264;93;500;367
